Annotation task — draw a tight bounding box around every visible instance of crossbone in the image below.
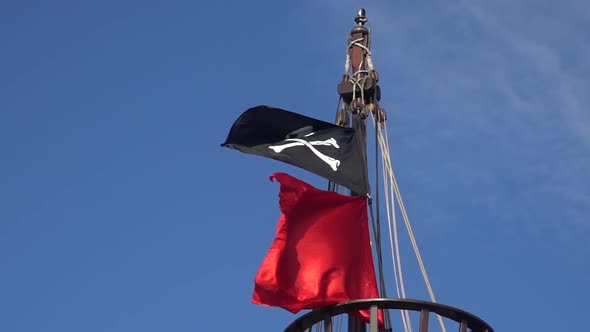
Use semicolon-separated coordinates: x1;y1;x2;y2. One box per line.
269;136;341;171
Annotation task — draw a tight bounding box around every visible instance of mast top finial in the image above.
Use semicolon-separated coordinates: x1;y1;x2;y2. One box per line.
355;8;367;26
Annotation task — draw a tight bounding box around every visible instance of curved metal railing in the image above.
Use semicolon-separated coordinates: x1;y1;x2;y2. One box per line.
283;298;494;332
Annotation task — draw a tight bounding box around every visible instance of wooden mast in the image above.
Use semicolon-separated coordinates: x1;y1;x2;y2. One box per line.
342;8;376;332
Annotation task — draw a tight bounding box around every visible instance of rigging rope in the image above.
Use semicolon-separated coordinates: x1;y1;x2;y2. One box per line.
375;119;447;332
370;78;392;332
373;114;412;332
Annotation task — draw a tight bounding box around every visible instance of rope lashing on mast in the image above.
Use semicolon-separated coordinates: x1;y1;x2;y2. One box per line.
337;9;380;121
344;37;375;117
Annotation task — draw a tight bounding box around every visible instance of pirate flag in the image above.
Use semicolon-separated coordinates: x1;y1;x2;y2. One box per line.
221;105;370;196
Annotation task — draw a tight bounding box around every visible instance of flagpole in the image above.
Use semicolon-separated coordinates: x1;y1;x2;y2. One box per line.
340;8;378;332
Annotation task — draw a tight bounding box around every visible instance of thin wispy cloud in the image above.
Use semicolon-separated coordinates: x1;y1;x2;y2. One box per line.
460;0;590;146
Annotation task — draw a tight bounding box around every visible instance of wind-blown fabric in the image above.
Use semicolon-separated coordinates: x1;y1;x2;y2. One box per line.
252;173;381;325
222;105;370;195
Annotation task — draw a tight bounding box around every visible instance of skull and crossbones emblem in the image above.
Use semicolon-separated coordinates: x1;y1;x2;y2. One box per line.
268;132;341;171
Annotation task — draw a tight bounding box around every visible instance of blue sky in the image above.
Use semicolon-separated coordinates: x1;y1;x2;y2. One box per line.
1;0;589;331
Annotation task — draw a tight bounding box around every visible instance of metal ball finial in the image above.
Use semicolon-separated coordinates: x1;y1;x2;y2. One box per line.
354;8;367;26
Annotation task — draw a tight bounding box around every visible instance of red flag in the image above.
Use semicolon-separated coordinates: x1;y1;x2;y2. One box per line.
252;173;382;325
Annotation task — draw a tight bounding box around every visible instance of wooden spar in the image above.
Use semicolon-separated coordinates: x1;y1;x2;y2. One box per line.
346;8;372;332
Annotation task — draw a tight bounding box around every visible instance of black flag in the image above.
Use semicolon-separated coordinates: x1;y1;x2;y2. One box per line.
221;105;370;196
